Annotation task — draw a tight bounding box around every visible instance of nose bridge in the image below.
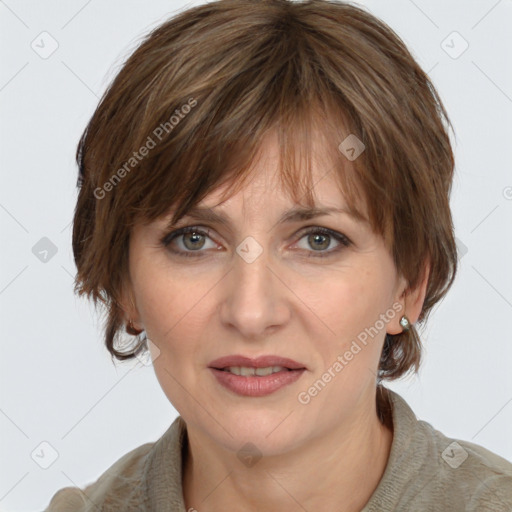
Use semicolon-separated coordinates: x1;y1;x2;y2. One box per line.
237;236;272;290
220;238;288;337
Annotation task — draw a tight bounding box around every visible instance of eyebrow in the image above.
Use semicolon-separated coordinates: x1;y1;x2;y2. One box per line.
167;205;363;228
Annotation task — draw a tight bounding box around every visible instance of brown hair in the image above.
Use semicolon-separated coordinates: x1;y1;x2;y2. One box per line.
72;0;458;382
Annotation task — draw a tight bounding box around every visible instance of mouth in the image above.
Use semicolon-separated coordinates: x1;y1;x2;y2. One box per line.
208;354;306;374
208;355;307;397
216;365;296;376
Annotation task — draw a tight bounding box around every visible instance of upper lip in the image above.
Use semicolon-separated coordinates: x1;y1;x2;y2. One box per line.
209;355;306;370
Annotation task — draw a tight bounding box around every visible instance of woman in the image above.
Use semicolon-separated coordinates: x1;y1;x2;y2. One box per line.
45;0;512;510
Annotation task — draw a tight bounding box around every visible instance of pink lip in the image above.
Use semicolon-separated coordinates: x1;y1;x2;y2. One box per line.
208;355;306;370
208;354;307;397
210;368;306;397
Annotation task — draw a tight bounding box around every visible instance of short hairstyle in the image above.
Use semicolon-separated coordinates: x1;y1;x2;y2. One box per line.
72;0;458;382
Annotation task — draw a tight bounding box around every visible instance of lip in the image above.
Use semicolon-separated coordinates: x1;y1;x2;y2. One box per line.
210;368;306;397
208;355;306;371
208;354;307;397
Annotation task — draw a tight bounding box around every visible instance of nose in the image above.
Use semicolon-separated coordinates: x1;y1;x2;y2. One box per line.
219;243;290;340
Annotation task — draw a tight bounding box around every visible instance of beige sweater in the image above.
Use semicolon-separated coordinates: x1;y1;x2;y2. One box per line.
44;389;512;511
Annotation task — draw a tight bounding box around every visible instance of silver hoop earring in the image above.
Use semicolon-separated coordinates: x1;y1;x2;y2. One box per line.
399;315;411;332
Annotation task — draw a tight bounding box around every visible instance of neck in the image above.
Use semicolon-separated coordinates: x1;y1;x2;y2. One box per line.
182;388;394;512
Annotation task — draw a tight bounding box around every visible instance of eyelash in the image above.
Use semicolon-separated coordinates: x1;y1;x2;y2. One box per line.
159;225;351;259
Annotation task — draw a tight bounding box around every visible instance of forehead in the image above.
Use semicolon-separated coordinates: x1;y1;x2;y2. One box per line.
136;112;372;235
199;129;366;220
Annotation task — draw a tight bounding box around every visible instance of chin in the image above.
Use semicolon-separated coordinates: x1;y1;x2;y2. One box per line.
203;407;307;457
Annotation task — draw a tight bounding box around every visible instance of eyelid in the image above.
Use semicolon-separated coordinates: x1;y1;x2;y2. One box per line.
159;225;218;248
162;223;351;242
294;225;352;246
160;224;352;258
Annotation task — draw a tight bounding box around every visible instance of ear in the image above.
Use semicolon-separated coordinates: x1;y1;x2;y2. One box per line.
387;257;430;335
118;282;143;331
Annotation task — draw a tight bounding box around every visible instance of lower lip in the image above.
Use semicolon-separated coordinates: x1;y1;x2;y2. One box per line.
209;368;306;397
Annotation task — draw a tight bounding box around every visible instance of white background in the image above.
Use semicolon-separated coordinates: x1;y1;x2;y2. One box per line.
0;0;511;510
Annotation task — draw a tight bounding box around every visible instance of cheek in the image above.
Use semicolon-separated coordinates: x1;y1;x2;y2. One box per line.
314;264;387;322
298;264;393;360
138;269;212;411
131;252;198;328
132;260;217;362
296;272;392;407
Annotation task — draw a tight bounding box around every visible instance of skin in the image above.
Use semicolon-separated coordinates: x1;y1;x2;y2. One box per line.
122;130;429;512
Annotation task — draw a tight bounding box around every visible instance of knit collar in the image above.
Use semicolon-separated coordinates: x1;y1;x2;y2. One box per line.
361;389;427;511
144;413;188;511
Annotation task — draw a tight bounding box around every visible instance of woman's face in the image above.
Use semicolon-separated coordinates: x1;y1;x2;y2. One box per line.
125;131;408;456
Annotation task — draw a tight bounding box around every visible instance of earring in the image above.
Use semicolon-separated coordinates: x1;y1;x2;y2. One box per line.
126;319;143;336
399;315;411;332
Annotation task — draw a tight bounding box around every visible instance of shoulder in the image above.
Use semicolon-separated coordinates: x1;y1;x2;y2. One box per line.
378;389;512;511
425;424;512;511
406;413;512;511
44;441;155;511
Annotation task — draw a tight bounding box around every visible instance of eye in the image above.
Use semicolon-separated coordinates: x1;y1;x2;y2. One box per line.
160;226;218;257
160;225;352;259
293;226;351;258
